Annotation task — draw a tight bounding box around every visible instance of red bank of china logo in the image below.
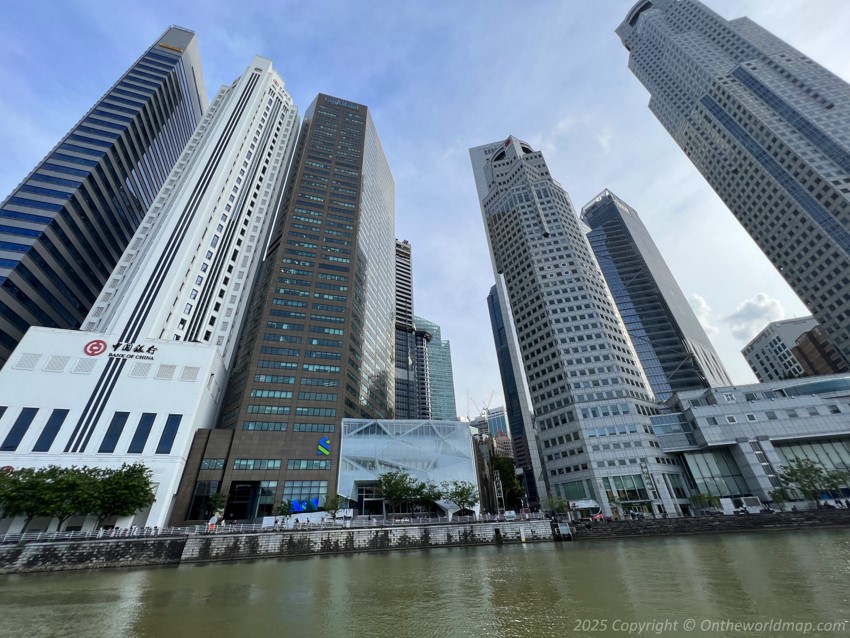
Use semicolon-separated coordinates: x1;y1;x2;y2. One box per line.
83;339;108;356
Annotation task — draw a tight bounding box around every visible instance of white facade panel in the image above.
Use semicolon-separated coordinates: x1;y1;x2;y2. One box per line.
338;419;479;516
0;57;299;531
0;328;225;530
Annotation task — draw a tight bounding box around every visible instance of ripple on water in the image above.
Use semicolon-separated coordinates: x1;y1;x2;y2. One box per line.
0;529;848;638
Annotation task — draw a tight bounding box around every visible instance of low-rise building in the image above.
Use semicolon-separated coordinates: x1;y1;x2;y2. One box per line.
793;325;850;377
338;419;479;518
741;317;818;382
652;376;850;506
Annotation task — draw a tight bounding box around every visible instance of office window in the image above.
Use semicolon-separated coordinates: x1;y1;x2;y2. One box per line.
1;407;38;451
128;413;156;454
155;414;182;454
232;459;281;470
98;412;129;453
32;409;70;452
287;459;331;470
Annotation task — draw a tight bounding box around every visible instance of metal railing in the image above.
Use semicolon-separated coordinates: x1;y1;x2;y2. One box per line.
0;513;548;545
0;526;187;545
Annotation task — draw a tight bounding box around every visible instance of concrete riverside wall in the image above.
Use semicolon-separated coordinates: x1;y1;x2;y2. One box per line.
0;537;187;574
572;510;850;540
0;521;551;574
6;513;848;574
180;521;553;563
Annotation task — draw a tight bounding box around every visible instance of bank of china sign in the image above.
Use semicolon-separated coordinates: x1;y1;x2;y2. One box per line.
83;339;158;361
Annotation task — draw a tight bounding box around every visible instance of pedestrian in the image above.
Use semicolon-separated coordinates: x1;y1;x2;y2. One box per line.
845;499;850;509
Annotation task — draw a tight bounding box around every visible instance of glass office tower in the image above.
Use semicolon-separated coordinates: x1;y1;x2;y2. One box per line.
0;27;206;366
487;283;543;505
582;190;731;400
618;0;850;365
395;239;432;419
471;136;689;518
173;94;396;521
413;316;458;420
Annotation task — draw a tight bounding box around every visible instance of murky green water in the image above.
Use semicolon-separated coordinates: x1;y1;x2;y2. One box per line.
1;529;849;638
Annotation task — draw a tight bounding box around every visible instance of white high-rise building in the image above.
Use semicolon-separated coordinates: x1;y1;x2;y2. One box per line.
0;57;298;531
742;316;818;382
618;0;850;366
470;136;689;518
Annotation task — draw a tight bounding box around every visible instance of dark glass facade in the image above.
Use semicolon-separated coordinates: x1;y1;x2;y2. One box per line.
394;239;432;419
582;190;731;399
0;27;205;366
413;316;457;420
487;284;539;505
171;94;395;523
618;0;850;367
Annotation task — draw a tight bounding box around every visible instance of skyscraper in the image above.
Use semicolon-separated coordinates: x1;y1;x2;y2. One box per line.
413;316;458;420
172;94;396;521
792;324;850;377
0;27;206;366
742;316;818;382
395;239;432;419
471;136;689;518
484;406;509;438
0;57;298;530
581;189;731;399
487;282;543;505
618;0;850;365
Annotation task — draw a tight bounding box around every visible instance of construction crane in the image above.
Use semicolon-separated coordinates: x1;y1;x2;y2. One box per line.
466;390;496;420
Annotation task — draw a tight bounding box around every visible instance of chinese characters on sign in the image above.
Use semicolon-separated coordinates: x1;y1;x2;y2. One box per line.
108;341;158;361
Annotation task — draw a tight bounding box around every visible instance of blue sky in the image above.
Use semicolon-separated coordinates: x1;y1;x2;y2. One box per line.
2;1;850;417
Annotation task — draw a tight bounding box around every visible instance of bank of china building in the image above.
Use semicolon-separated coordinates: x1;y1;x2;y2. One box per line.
0;57;299;532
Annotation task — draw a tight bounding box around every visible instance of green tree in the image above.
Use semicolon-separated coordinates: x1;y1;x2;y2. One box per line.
544;495;570;517
823;468;850;500
779;459;834;505
378;470;419;516
90;463;156;528
0;467;52;532
323;494;347;522
441;480;479;515
491;456;524;509
768;487;791;512
277;499;294;526
414;480;443;516
44;466;100;531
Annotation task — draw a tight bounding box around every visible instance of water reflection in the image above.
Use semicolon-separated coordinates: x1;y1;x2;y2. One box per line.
0;529;848;638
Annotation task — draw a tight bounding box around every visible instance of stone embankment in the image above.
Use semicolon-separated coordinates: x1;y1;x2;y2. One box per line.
572;509;850;540
0;520;552;574
3;512;849;574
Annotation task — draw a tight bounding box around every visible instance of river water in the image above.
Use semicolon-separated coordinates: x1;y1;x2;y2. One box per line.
1;529;849;638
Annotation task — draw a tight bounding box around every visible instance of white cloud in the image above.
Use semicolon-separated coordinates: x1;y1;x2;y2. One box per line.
724;293;786;341
597;127;614;153
555;115;576;134
688;294;720;336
